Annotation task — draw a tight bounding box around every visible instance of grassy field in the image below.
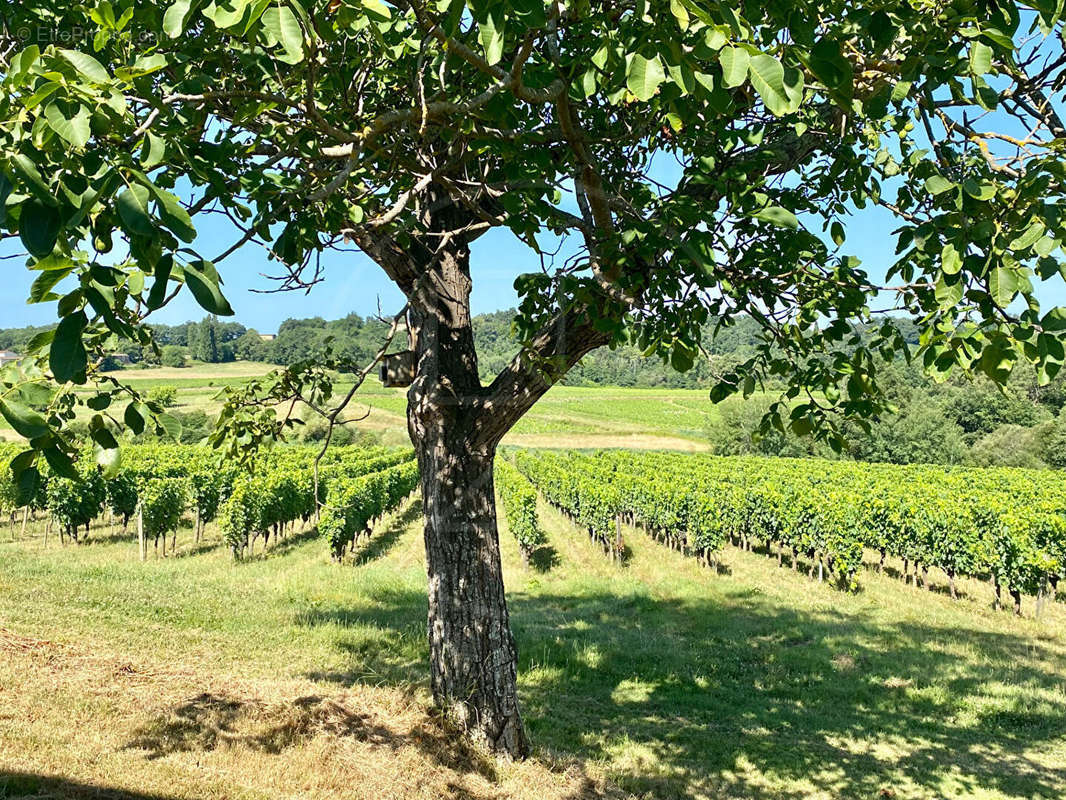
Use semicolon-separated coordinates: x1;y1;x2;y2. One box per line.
1;495;1064;799
0;362;720;450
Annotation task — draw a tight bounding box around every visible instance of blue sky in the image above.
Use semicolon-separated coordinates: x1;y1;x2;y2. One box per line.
1;222;531;333
4;199;1063;333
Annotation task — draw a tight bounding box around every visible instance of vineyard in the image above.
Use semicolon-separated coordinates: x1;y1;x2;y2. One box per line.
1;441;1065;798
3;440;1066;619
512;449;1066;617
0;441;418;561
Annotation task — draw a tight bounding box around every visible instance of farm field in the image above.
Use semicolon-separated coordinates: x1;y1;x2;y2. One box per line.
1;477;1064;800
0;363;721;450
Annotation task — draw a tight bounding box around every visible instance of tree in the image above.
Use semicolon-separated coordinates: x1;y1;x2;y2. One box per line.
234;330;269;361
4;1;1066;757
160;345;186;368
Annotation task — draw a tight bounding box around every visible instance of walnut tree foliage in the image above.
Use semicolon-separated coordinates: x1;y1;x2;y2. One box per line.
2;0;1066;482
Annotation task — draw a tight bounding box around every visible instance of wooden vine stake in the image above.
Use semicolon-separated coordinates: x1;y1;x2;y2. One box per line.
137;505;146;562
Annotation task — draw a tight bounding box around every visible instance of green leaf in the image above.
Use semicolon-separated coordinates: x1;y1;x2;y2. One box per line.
57;49;110;83
130;53;169;75
183;260;235;316
808;38;852;95
989;263;1020;307
969;41;993;75
261;3;304;64
50;311;88;382
830;221;845;245
10;154;57;205
29;263;74;303
941;242;962;275
719;46;749;89
0;173;10;224
141;132;166;170
147;255;173;311
362;0;392;20
124;401;146;435
150;186;196;242
18;200;62;257
204;0;252;28
43;446;78;480
0;400;50;440
752;205;799;229
1007;221;1045;252
158;413;183;441
163;0;193;37
478;7;505;66
14;463;41;506
95;441;121;478
935;274;964;308
748;53;802;116
626;54;666;102
669;0;690;30
962;178;995;200
924;175;955;195
116;185;154;237
1034;236;1059;258
43;101;91;149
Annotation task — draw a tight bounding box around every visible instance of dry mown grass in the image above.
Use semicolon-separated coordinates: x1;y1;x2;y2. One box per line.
0;628;614;800
2;477;1065;800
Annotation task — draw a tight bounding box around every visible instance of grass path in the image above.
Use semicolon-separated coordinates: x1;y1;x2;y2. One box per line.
1;497;1064;799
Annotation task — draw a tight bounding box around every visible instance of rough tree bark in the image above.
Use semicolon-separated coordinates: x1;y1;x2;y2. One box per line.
359;187;609;758
404;225;530;756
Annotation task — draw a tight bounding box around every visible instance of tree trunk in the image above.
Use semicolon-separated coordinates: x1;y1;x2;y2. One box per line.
360;190;609;759
415;436;528;757
404;215;529;759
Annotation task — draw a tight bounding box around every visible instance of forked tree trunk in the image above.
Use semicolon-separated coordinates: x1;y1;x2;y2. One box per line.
362;189;608;759
404;219;529;758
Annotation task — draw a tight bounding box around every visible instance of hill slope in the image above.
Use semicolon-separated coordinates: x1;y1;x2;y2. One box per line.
0;492;1063;799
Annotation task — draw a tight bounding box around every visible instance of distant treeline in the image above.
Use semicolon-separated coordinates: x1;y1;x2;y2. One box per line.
0;309;787;387
4;311;1066;469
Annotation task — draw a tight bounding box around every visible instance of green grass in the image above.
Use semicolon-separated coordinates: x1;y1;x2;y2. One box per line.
2;362;723;450
0;495;1063;799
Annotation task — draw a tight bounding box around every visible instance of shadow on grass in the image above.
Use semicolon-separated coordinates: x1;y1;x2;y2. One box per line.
529;544;560;572
351;499;423;566
124;691;399;758
122;691;506;792
248;526;321;559
297;583;1066;799
0;772;180;799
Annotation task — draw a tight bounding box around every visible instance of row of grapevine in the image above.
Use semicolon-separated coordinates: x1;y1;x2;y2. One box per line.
1;441;417;562
216;446;416;559
514;450;1066;615
513;451;627;561
494;458;545;564
318;460;420;560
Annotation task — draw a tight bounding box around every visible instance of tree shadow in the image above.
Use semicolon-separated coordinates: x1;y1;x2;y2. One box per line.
299;585;1066;799
0;772;180;799
124;691;399;759
122;690;501;784
528;544;560;572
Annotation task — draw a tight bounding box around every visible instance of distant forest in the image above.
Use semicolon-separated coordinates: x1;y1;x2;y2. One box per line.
0;309;777;388
3;311;1066;469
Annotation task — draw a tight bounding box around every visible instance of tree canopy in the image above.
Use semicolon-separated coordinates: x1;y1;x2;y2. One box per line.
5;0;1066;755
3;1;1066;470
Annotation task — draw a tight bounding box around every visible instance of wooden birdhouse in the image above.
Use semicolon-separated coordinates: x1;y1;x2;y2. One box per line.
380;350;417;387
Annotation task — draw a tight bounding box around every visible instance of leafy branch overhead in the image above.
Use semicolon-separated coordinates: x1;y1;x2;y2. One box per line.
2;0;1066;467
